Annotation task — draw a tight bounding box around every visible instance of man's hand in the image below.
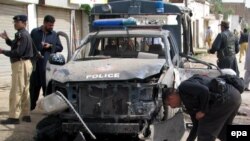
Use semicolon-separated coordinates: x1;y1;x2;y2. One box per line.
42;42;52;49
196;111;205;120
0;31;9;40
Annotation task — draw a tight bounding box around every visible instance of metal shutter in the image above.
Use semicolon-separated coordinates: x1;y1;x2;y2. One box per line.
0;3;27;86
37;6;70;58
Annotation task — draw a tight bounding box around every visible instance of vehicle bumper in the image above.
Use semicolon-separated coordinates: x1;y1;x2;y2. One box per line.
62;122;140;134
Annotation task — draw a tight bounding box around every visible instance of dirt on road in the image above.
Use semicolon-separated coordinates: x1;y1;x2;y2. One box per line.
0;86;44;141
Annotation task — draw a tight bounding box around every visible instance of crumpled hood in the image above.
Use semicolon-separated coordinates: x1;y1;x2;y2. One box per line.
52;59;166;83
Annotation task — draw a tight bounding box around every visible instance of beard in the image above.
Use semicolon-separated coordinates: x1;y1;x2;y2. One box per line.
46;27;53;32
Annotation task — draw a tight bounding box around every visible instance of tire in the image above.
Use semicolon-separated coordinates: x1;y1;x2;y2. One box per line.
34;115;63;141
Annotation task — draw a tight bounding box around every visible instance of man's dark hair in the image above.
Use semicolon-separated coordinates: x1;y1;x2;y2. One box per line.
243;28;247;33
162;88;178;100
44;15;55;23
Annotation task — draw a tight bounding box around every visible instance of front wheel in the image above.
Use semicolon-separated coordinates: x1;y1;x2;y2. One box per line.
34;115;63;141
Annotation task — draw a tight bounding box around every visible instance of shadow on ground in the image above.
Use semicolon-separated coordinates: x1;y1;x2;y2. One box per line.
0;110;44;141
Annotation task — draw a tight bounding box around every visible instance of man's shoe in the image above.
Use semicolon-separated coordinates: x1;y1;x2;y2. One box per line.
30;105;36;111
0;118;20;124
237;111;247;116
244;88;250;91
22;116;31;122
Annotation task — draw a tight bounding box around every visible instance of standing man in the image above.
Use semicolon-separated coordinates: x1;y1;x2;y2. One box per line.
239;28;248;63
0;15;33;124
208;21;240;76
205;26;213;48
165;74;243;141
243;32;250;91
30;15;63;110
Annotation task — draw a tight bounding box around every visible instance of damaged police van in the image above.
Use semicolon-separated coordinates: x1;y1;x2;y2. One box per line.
35;1;222;141
36;20;221;141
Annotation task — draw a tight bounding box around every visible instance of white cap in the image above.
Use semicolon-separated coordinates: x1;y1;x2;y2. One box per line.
221;68;236;76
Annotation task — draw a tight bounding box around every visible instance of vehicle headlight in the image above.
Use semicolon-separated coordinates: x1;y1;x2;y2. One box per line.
37;91;69;114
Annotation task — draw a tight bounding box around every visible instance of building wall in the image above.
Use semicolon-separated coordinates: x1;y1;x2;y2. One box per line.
188;1;210;48
1;0;38;4
228;15;241;33
15;0;38;3
45;0;79;9
222;3;246;17
246;8;250;26
222;3;250;26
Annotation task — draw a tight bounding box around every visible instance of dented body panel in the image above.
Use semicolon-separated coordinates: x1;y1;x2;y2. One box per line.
51;59;166;82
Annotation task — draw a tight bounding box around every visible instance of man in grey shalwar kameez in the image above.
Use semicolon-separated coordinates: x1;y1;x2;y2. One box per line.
208;21;239;76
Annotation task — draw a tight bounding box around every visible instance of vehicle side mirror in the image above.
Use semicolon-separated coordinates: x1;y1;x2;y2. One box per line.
49;53;65;65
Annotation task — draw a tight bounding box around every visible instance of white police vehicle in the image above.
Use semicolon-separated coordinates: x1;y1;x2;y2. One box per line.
33;16;224;141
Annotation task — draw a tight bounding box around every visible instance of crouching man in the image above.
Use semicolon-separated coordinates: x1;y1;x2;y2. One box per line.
165;74;244;141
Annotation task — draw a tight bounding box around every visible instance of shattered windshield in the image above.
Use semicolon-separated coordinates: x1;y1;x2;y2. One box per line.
74;36;167;61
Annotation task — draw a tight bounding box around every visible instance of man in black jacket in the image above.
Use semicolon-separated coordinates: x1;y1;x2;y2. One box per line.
165;74;243;141
208;21;239;76
30;15;63;110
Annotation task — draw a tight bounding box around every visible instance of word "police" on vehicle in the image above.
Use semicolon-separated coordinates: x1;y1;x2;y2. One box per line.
86;73;120;79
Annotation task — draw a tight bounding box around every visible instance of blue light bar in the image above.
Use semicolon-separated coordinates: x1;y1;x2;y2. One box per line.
93;17;137;28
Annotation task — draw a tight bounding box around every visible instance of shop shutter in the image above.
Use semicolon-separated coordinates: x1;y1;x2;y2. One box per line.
0;3;27;86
